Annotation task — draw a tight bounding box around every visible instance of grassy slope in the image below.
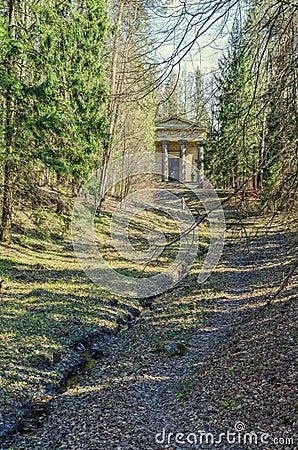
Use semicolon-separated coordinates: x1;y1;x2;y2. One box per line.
0;187;211;427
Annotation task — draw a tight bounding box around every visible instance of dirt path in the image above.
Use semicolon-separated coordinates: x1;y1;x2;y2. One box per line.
5;225;297;450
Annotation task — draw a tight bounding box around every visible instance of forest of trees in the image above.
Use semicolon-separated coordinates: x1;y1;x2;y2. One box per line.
0;0;109;242
0;0;297;243
208;0;298;216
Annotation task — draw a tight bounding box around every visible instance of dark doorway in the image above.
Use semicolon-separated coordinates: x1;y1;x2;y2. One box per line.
168;157;179;181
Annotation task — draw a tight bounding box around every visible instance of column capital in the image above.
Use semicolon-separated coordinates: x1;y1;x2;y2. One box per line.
162;141;168;151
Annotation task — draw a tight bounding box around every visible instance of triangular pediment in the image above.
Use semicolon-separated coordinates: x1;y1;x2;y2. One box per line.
155;116;206;142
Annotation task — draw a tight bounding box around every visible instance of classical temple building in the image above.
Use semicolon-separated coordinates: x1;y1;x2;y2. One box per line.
155;117;207;183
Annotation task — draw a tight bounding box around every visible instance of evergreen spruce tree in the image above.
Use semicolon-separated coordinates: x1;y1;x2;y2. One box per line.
209;17;262;189
0;0;109;242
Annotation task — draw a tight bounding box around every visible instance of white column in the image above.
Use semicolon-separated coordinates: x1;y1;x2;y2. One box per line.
197;142;204;188
179;140;186;181
162;141;168;182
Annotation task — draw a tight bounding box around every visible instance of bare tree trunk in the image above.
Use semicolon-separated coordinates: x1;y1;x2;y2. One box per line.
95;1;125;210
108;0;125;145
1;161;13;242
1;0;16;242
258;111;266;189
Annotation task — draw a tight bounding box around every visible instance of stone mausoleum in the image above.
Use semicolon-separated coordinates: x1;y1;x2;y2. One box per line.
155;117;207;184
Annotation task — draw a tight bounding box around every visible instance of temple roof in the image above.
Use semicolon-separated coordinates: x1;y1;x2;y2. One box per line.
155;117;206;141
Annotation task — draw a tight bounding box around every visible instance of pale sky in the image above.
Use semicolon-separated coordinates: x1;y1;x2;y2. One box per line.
149;0;241;77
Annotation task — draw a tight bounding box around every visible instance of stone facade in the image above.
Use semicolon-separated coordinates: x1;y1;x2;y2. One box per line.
155;117;207;183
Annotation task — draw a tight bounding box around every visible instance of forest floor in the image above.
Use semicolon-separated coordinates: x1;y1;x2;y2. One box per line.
0;185;297;450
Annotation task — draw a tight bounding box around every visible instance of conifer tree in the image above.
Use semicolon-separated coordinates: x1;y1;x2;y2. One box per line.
0;0;109;242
